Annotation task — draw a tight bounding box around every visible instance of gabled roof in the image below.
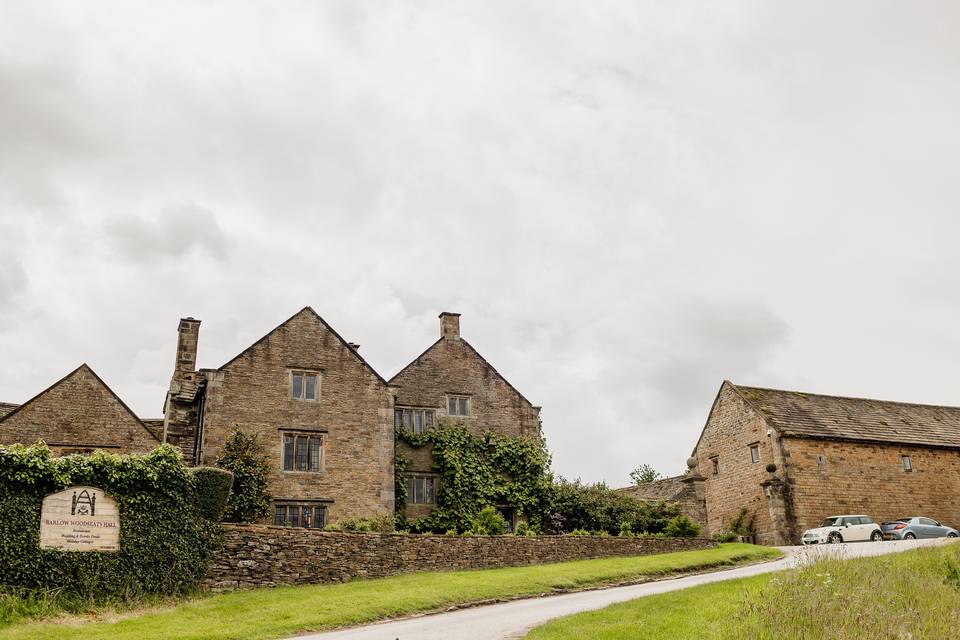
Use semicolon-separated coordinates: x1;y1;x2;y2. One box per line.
617;475;687;501
388;337;536;408
727;381;960;450
0;402;18;419
218;306;388;386
0;364;161;443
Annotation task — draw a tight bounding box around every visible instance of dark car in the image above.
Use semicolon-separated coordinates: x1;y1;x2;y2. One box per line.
881;517;959;540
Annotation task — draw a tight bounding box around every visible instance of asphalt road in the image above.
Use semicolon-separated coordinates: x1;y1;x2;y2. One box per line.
293;537;954;640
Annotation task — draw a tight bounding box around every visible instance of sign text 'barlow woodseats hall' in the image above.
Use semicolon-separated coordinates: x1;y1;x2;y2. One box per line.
39;486;120;551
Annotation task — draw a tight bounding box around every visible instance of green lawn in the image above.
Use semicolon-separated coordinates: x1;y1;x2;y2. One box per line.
527;542;960;640
0;543;778;640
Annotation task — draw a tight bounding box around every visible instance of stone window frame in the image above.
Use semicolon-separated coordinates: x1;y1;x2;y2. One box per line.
710;455;719;476
748;443;760;464
289;369;321;402
406;473;438;505
446;394;471;417
901;455;913;472
279;428;327;473
273;499;331;529
395;406;436;434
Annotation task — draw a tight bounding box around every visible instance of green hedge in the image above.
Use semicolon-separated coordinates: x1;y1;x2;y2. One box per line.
191;466;234;522
0;443;221;598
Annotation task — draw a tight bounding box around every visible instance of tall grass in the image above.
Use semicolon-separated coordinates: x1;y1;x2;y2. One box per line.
727;544;960;638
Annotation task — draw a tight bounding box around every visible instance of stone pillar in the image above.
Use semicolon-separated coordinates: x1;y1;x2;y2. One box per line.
761;476;791;546
682;457;708;533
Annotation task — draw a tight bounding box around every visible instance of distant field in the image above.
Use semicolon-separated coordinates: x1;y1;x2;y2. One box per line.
0;543;778;640
526;542;960;640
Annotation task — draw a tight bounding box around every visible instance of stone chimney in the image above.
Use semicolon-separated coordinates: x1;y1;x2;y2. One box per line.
175;317;201;374
439;312;461;340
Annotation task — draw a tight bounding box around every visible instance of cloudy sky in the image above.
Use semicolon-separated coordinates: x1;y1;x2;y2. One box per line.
1;1;959;484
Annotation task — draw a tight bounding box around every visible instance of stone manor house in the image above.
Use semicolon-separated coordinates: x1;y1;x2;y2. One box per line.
0;308;542;529
642;380;960;545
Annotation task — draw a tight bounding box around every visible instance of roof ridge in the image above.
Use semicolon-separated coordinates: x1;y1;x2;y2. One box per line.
731;382;960;412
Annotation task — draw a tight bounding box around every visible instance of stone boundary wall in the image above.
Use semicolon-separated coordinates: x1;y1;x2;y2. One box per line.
205;524;716;590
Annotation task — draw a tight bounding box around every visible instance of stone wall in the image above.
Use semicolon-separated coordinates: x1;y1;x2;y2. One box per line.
784;437;960;539
694;382;784;544
206;524;715;590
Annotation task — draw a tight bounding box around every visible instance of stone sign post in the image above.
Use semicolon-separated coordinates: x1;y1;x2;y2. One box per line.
39;486;120;551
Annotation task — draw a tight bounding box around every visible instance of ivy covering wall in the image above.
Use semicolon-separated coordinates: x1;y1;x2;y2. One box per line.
0;443;222;597
396;425;552;533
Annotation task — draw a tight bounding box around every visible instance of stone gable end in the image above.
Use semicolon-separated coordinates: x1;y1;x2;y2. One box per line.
198;308;395;522
0;365;159;455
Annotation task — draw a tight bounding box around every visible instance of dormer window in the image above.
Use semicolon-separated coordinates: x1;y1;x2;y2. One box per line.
290;371;320;401
448;395;470;417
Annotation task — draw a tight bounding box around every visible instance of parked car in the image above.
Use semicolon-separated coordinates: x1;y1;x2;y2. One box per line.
881;517;959;540
801;515;883;544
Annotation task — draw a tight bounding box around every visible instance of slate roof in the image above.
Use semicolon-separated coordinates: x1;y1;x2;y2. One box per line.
617;475;687;501
731;383;960;449
0;402;18;419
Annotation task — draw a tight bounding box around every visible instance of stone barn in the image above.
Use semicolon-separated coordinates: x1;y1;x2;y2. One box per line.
690;380;960;545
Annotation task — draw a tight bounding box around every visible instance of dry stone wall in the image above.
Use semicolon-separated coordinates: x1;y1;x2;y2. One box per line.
206;524;714;590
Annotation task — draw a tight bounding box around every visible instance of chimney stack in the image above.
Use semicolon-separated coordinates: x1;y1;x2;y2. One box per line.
175;317;201;374
439;312;461;340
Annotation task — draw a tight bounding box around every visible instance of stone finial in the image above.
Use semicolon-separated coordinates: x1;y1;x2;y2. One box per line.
686;457;698;471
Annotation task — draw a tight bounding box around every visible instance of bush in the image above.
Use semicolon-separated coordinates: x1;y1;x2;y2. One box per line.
618;521;635;537
191;467;234;521
216;430;271;523
542;478;684;535
0;443;220;598
514;521;535;537
568;529;591;536
468;506;508;535
663;514;701;538
712;529;739;543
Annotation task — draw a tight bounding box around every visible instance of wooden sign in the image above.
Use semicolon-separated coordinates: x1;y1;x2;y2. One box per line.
39;486;120;552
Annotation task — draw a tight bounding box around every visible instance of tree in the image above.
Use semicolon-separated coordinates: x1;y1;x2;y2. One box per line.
216;429;271;523
629;464;663;486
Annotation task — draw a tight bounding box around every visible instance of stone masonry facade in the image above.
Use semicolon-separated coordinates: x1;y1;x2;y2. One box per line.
390;313;543;522
206;524;714;590
0;307;546;528
690;381;960;545
0;364;160;456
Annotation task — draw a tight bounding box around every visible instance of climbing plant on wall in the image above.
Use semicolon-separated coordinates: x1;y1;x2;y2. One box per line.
396;424;552;533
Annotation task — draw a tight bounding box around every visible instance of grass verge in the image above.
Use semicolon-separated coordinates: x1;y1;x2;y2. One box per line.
0;543;778;640
526;542;960;640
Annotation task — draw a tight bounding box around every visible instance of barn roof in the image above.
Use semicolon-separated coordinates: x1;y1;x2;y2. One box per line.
731;382;960;449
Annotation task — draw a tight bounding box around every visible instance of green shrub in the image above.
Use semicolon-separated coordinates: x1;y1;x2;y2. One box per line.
468;506;508;536
663;514;701;538
568;529;591;536
618;521;635;537
514;521;535;537
190;467;234;521
0;443;220;598
216;430;271;524
712;529;739;543
543;478;684;535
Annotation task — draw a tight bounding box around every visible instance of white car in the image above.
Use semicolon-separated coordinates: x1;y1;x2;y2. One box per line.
801;514;884;544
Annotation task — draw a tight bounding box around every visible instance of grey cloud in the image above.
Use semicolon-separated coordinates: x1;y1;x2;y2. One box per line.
106;206;231;263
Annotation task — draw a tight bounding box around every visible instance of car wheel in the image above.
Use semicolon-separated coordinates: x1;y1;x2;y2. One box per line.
870;530;883;542
828;532;842;544
948;532;958;538
904;532;916;540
